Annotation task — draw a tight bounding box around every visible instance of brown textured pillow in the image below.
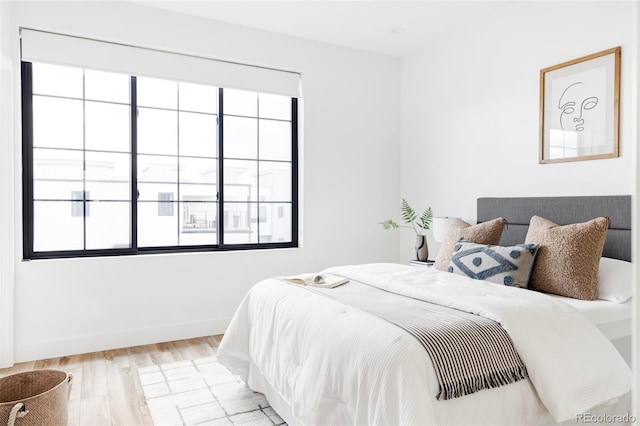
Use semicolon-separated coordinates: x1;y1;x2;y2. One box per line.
525;215;608;300
433;217;507;271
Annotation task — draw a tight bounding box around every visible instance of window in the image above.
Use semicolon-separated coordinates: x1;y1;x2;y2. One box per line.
22;61;298;259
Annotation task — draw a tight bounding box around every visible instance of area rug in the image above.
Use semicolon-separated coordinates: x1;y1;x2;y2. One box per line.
138;356;286;426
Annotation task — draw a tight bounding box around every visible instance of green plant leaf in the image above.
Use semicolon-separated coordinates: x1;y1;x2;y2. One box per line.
400;198;417;224
380;220;399;230
419;207;433;230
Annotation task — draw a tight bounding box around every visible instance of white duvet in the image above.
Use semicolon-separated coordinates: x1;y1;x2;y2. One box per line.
218;263;632;425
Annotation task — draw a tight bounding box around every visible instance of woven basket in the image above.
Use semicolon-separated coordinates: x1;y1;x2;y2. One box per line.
0;370;73;426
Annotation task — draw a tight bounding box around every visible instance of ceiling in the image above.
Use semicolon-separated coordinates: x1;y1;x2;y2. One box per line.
132;1;508;58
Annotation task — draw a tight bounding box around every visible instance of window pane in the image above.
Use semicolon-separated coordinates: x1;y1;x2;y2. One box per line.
33;148;84;178
85;152;130;200
85;70;130;103
137;201;178;247
34;180;83;201
224;89;257;117
138;108;177;155
259;93;291;120
32;63;83;98
33;148;83;200
259;161;291;202
85;101;130;152
180;157;217;185
179;82;217;114
85;201;131;249
138;155;178;182
224;160;257;202
33;201;84;251
260;203;292;243
179;112;217;158
180;184;216;203
180;201;217;246
259;120;291;161
138;183;177;202
33;96;83;149
224;202;257;244
137;77;177;109
223;116;257;159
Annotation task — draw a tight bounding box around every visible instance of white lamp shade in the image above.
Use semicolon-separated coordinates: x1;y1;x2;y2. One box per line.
432;217;453;243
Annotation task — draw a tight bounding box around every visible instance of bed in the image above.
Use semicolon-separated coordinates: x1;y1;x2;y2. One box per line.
477;196;634;366
218;196;633;425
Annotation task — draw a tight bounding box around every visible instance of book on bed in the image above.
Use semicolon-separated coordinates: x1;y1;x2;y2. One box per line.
280;273;349;288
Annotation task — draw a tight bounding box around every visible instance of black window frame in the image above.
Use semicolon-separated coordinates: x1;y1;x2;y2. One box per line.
21;61;299;260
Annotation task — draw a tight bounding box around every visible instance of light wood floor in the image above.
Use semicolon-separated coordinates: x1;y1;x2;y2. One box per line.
0;335;223;426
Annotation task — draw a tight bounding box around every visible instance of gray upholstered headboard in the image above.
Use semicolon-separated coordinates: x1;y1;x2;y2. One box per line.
477;196;632;262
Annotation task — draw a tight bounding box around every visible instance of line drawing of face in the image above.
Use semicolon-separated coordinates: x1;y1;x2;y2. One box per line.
558;82;599;132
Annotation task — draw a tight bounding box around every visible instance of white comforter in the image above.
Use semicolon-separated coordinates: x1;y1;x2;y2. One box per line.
218;263;632;425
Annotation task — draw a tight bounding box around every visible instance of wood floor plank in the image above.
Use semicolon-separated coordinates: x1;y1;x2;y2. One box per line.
0;335;222;426
208;334;223;350
0;361;35;376
107;365;144;426
139;402;154;426
185;337;217;359
148;342;177;365
79;395;112;426
168;339;200;361
67;366;84;402
81;351;109;398
126;344;155;370
67;398;81;426
58;353;84;370
104;347;131;369
34;356;61;370
132;380;154;426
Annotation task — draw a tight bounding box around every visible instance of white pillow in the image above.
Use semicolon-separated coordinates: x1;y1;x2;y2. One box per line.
597;257;633;303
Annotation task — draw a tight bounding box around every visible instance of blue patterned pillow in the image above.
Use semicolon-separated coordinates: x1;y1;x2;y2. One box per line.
447;240;539;288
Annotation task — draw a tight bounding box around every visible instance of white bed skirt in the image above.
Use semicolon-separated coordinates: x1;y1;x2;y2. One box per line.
247;357;632;426
247;359;301;426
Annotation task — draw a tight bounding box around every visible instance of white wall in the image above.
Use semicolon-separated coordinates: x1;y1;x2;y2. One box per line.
634;0;639;416
6;1;401;361
399;1;637;261
0;0;16;368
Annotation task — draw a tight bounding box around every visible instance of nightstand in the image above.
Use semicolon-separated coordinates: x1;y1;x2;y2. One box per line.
409;260;435;268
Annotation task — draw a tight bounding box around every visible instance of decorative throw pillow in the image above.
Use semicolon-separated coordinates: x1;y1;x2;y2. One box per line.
433;217;507;271
447;241;539;288
525;215;609;300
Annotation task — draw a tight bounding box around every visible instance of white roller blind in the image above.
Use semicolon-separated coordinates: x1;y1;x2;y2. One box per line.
20;29;301;97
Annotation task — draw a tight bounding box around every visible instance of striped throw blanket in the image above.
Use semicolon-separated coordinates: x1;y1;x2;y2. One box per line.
306;281;528;400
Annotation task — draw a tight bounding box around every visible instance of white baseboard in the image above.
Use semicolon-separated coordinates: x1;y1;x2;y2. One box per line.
14;317;231;363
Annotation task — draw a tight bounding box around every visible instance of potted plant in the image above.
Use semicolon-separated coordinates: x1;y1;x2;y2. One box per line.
381;198;433;261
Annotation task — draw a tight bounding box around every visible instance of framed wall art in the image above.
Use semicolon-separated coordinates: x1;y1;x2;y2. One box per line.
539;47;620;164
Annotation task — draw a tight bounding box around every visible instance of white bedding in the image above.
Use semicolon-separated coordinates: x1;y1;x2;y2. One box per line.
218;263;632;426
547;294;632;341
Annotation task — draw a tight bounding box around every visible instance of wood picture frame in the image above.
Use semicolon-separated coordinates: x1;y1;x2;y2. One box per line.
539;47;620;164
